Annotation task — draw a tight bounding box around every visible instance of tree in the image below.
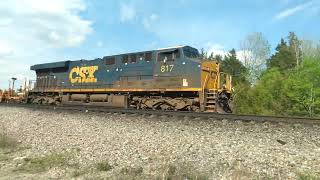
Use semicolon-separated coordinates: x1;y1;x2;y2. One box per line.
199;48;207;60
284;57;320;117
233;68;288;115
267;38;296;72
288;32;302;68
240;32;270;84
214;54;223;62
234;33;320;117
221;49;248;85
301;40;320;59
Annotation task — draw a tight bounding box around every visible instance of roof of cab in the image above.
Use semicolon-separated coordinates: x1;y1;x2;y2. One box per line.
30;61;70;71
30;45;198;70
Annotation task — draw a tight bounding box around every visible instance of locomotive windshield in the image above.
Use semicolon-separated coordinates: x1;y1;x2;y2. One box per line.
183;46;200;58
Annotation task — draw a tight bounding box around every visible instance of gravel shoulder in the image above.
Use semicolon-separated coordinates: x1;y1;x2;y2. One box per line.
0;106;320;179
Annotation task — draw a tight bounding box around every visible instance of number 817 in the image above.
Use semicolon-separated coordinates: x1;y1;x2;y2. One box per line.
160;65;174;72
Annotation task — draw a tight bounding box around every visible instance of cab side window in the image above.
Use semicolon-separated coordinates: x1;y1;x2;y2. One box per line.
157;49;180;62
130;54;137;63
145;52;152;62
105;57;115;65
137;53;144;61
122;55;129;64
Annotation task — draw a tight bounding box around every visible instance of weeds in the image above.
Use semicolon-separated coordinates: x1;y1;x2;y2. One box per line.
71;169;89;178
95;162;112;172
161;164;209;180
298;172;320;180
15;152;72;173
0;153;10;161
0;130;18;150
120;166;143;176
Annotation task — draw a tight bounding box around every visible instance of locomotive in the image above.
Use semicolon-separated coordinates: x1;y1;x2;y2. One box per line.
27;45;232;113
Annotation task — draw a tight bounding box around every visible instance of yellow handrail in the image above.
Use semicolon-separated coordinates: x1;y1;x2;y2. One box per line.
202;73;209;103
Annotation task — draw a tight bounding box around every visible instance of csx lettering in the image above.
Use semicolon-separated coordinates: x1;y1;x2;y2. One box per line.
160;65;174;72
69;66;98;83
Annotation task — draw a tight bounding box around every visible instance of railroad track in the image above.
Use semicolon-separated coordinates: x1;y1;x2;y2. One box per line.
1;103;320;125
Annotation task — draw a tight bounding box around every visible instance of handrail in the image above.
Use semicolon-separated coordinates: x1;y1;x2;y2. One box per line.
202;73;209;103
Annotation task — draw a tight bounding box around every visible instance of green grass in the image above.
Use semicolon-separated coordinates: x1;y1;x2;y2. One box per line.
95;162;113;172
120;166;143;176
0;131;18;150
161;164;209;180
0;153;10;161
15;152;73;173
298;172;320;180
71;169;89;178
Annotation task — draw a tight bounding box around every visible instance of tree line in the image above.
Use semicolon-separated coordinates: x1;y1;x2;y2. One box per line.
202;32;320;117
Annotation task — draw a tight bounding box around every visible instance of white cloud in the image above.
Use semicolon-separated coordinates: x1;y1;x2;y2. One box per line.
143;13;159;29
205;43;228;57
274;1;314;20
0;43;14;57
120;3;136;23
0;0;92;89
0;18;13;27
204;43;251;64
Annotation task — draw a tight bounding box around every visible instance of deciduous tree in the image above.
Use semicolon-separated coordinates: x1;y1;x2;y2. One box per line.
240;32;270;84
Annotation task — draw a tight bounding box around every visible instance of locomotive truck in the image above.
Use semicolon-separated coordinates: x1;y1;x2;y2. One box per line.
27;45;232;113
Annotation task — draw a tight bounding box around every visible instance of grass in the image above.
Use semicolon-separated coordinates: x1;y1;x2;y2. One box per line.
95;162;113;172
161;164;209;180
0;130;18;150
0;153;10;161
120;166;143;176
298;172;320;180
71;169;89;178
15;152;73;173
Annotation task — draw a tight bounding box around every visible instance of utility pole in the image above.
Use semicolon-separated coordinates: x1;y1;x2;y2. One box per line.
24;78;27;98
11;77;17;96
8;80;11;96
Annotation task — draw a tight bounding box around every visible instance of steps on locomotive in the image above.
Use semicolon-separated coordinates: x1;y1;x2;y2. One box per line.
204;89;217;112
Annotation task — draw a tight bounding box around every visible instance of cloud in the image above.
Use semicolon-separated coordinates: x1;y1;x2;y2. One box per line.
0;17;13;27
204;43;250;64
274;1;314;20
119;3;136;22
143;14;159;29
0;0;92;47
205;43;228;57
0;0;92;89
0;43;14;57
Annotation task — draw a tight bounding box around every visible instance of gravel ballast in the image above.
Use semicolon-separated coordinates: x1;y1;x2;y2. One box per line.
0;106;319;179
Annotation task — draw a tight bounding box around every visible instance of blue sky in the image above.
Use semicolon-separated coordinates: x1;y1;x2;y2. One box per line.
0;0;319;88
73;0;320;58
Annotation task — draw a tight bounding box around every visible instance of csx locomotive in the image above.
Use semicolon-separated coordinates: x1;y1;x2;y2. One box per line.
28;45;232;113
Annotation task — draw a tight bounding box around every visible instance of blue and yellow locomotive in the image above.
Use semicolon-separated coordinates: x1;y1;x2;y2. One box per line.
28;45;232;113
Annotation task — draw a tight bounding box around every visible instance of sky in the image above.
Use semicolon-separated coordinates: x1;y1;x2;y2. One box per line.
0;0;319;88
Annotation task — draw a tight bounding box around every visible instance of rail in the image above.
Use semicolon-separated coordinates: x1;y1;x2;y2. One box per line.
1;103;320;125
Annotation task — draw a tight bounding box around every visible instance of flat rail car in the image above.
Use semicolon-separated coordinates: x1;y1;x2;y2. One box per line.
27;45;232;113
